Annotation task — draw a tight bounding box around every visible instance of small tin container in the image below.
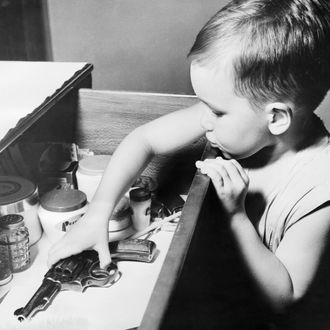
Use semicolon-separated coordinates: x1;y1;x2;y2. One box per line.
0;176;41;246
129;188;151;231
38;188;88;243
0;214;31;272
76;155;111;202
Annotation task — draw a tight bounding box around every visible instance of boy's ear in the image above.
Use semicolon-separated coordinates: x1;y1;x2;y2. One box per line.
265;102;292;135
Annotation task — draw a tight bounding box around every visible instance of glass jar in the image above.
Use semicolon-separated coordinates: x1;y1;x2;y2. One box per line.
0;241;12;300
0;214;30;273
0;243;12;283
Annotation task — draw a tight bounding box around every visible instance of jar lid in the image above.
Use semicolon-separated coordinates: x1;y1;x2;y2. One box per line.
0;176;38;207
40;188;87;212
78;155;111;176
129;188;151;202
0;214;24;230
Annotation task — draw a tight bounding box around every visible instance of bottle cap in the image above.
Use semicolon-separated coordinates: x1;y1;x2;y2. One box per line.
0;214;24;230
132;176;157;193
40;188;87;212
78;155;111;176
129;188;151;202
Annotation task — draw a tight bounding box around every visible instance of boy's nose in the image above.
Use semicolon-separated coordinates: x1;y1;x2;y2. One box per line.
200;108;216;131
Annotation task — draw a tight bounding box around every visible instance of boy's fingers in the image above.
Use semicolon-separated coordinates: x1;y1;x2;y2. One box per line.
199;164;226;194
200;158;249;185
229;159;249;184
198;159;231;185
47;248;65;268
221;160;247;187
97;246;112;269
47;237;85;267
47;246;75;268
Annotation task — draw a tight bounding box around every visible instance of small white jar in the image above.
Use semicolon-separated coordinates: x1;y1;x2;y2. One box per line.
38;188;88;244
76;155;111;202
129;188;151;231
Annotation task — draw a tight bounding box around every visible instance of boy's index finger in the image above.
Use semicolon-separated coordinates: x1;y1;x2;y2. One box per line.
229;159;249;184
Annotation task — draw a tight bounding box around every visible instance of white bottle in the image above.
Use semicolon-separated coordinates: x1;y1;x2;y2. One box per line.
76;155;111;201
129;188;151;231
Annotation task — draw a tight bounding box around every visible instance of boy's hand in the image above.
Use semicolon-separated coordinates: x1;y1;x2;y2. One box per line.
47;212;111;269
196;157;249;216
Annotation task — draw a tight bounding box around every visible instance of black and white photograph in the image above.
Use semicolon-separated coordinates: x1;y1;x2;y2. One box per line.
1;1;330;329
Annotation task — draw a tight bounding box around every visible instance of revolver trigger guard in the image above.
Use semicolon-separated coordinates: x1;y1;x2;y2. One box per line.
103;270;122;288
88;261;119;286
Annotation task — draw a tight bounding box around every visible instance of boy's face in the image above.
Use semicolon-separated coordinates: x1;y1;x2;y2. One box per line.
190;61;274;159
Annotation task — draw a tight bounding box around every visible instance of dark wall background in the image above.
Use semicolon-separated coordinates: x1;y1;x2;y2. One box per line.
46;0;227;94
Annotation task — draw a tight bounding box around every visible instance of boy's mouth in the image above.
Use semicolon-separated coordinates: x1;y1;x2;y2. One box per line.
205;132;217;145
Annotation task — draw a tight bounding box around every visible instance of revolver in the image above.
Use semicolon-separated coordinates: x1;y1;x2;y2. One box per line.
14;238;156;321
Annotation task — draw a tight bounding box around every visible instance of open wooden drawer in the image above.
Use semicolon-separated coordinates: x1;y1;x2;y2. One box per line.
65;89;272;329
0;64;272;329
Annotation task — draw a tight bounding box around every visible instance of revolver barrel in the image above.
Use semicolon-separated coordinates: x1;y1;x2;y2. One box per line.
14;278;61;321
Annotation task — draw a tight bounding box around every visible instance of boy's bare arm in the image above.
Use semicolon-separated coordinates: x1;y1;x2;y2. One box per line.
48;102;206;268
275;205;330;301
231;206;330;310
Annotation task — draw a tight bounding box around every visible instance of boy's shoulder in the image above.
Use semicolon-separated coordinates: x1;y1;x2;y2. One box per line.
260;137;330;251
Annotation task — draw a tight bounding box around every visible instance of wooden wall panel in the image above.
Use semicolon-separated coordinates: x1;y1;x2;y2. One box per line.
76;89;205;194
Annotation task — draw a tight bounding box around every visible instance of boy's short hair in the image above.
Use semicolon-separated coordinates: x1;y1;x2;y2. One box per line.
189;0;330;112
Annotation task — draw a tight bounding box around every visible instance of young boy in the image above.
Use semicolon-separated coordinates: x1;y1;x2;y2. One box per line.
48;0;330;313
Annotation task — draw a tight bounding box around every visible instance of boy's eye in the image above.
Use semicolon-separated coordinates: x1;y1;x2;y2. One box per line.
200;99;225;116
210;107;224;117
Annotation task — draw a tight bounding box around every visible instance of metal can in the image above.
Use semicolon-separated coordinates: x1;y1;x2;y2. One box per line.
0;214;30;273
0;176;41;246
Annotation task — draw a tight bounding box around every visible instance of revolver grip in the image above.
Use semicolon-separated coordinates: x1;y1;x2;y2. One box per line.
110;239;156;262
14;278;61;321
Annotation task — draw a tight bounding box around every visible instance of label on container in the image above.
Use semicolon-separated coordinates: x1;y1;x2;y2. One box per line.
55;213;84;232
